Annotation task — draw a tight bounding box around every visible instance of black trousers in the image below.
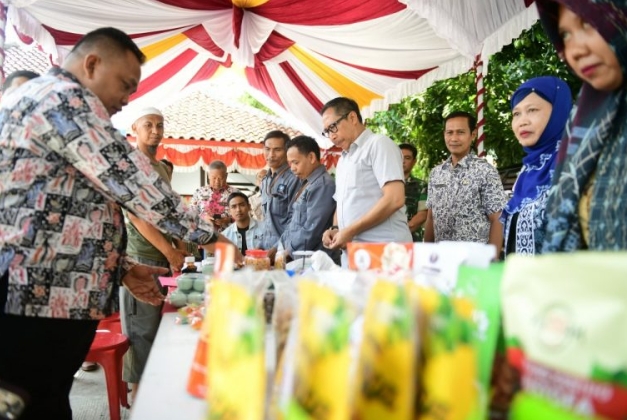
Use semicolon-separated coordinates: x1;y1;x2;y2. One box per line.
0;272;98;420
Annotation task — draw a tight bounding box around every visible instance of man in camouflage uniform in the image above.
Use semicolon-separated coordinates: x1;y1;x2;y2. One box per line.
400;143;428;242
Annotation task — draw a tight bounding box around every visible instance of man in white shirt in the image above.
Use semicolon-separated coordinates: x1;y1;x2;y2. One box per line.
321;97;411;266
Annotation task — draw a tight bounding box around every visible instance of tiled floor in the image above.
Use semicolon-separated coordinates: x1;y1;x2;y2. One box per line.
70;367;131;420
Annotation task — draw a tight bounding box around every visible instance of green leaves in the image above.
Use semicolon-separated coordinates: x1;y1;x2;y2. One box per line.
591;364;627;388
366;22;582;176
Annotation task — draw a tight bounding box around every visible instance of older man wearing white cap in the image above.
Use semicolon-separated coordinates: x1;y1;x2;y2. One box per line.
118;107;190;400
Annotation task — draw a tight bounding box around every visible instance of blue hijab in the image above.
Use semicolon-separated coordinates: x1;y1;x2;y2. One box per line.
503;76;572;216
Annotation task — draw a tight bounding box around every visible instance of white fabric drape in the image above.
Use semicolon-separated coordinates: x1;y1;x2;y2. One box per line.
7;0;539;141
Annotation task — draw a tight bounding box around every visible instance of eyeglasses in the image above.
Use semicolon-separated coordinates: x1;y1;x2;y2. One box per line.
321;113;349;137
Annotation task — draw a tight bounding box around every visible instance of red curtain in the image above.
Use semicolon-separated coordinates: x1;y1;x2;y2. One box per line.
128;136;340;170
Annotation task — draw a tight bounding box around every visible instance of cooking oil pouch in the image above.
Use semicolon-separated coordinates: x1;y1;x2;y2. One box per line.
207;280;265;420
352;279;417;420
268;274;299;420
347;242;413;273
412;285;479;420
454;263;505;419
279;280;352;420
502;252;627;420
413;243;467;294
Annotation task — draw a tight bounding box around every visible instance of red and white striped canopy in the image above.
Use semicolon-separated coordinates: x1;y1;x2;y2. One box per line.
6;0;537;143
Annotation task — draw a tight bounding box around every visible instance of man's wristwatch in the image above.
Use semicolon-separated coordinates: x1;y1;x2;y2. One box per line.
330;225;339;230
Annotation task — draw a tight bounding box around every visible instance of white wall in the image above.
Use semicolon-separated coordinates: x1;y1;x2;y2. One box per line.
170;168;257;196
171;168;201;196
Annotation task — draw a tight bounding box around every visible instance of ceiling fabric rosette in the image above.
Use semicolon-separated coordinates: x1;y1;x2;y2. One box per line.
5;0;537;146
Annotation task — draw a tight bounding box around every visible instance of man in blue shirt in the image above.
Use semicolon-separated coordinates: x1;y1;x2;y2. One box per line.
260;130;301;262
281;136;339;263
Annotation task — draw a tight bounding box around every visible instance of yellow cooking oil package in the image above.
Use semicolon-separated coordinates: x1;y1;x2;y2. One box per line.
410;284;480;420
502;253;627;420
268;272;299;420
206;279;265;420
278;280;353;420
352;279;418;420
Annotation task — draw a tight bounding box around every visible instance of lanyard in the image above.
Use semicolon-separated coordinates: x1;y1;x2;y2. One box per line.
290;180;308;205
265;166;289;196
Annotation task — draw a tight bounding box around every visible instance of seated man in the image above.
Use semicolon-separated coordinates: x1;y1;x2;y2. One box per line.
281;135;338;262
222;192;264;254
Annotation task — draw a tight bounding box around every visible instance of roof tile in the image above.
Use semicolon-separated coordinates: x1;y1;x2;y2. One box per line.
161;90;300;142
4;44;54;77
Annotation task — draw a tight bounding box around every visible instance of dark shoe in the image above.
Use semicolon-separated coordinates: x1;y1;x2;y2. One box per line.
81;362;98;372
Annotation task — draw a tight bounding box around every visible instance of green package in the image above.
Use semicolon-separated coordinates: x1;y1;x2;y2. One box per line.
455;263;505;420
502;252;627;420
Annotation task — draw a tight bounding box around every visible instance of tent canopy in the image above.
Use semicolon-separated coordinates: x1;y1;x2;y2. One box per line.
6;0;538;143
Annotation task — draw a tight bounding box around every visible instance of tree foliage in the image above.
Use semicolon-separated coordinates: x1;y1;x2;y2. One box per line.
239;92;276;116
366;22;581;179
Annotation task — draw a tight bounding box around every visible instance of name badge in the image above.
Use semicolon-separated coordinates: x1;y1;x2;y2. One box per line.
277;184;287;194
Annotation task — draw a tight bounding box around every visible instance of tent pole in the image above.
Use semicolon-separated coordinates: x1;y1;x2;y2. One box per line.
474;54;486;157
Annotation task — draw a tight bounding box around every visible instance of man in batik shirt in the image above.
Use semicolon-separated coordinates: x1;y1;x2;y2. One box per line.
191;160;238;232
424;111;506;258
399;143;428;242
0;27;236;419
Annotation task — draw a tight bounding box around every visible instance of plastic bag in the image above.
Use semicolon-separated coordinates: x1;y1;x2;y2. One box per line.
502;252;627;420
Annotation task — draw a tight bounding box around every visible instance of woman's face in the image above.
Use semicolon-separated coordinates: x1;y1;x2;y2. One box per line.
512;92;553;148
558;5;623;91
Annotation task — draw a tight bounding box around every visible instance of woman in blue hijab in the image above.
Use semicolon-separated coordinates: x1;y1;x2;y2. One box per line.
502;76;572;255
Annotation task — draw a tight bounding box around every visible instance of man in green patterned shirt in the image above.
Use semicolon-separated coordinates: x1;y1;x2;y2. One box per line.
122;107;190;401
400;143;428;242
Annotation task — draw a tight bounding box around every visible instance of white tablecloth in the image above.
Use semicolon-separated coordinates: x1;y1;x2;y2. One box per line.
130;312;206;419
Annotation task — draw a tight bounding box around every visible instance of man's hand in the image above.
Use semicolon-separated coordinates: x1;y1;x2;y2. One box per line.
165;248;188;273
213;216;231;229
200;233;244;267
322;228;338;248
121;265;167;306
266;247;277;264
329;228;354;250
408;210;427;233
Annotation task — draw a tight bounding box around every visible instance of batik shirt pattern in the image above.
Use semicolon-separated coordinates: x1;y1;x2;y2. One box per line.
427;154;506;243
0;69;215;320
190;185;238;232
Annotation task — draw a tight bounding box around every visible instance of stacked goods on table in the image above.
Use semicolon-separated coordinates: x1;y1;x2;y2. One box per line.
178;242;626;420
165;259;217;329
183;241;505;420
168;272;206;308
166;256;215;309
167;256;208;308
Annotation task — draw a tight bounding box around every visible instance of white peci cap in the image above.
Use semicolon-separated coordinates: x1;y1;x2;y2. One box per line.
134;107;163;123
